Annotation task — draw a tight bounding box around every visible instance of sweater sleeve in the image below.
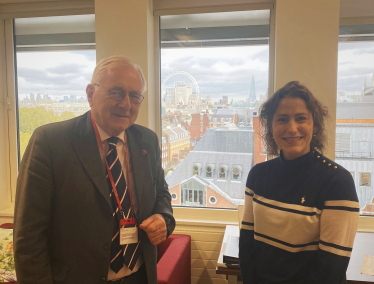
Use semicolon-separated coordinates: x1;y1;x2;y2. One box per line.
308;169;360;284
239;168;256;284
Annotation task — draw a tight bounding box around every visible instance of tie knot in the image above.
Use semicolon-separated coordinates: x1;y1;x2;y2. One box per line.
107;137;119;146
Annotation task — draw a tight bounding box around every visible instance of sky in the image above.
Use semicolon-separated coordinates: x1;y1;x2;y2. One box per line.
337;41;374;97
16;41;374;102
16;50;96;100
160;45;269;102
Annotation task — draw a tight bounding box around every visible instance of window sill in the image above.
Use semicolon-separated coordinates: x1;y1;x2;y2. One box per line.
357;216;374;232
173;206;239;228
176;218;238;228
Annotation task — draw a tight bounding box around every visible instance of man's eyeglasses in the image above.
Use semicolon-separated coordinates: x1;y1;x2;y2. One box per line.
93;83;144;104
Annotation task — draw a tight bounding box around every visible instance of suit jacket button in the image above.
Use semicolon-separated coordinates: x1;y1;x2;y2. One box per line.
100;276;107;282
104;243;111;251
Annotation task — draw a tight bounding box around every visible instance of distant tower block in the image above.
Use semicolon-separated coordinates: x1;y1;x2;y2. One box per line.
249;75;257;102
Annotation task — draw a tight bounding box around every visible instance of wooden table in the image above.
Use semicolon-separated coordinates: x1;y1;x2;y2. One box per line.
216;225;374;284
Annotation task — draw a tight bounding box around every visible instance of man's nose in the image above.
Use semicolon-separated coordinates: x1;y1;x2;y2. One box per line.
118;94;131;108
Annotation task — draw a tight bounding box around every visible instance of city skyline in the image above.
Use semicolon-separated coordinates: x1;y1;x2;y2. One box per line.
16;41;374;102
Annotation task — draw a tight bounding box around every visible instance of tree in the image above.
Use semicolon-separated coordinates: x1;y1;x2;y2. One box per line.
18;107;76;159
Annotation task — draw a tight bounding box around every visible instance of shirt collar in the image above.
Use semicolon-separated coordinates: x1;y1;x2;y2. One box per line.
279;148;314;168
95;123;125;144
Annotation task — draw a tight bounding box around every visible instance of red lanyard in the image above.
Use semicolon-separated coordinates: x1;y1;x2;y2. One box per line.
91;114;134;220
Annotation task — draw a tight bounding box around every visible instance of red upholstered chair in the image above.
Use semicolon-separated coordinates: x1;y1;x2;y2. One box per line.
1;224;191;284
157;234;191;284
0;223;13;229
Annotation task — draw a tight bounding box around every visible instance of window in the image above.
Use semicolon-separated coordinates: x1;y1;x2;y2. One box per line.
360;173;371;187
15;15;95;161
192;165;199;176
336;24;374;215
335;133;350;156
160;10;270;209
181;179;205;206
206;167;212;178
171;193;177;200
218;166;228;180
209;196;217;204
205;164;214;178
232;166;242;180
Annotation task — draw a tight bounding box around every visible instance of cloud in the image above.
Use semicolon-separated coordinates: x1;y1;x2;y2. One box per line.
69;50;96;62
16;50;96;99
251;48;269;63
338;41;374;52
17;59;94;98
161;49;269;100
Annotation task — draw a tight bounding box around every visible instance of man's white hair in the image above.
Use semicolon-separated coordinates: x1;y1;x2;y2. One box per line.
91;56;147;94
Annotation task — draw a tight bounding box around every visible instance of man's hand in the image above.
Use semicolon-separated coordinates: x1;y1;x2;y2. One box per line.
139;214;167;246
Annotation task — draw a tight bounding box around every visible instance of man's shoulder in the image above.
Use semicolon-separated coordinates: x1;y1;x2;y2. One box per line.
36;111;90;138
129;124;157;140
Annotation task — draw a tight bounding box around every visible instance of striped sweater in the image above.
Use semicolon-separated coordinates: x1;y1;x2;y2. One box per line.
239;150;360;284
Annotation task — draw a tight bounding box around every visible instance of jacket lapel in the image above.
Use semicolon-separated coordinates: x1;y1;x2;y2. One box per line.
126;127;153;222
72;112;112;209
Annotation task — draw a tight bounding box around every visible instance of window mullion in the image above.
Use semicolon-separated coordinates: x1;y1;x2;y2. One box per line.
5;18;18;204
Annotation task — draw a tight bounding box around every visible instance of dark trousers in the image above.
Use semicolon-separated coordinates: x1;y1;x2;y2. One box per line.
107;264;148;284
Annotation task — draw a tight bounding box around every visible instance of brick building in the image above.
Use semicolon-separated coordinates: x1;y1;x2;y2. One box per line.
189;113;209;141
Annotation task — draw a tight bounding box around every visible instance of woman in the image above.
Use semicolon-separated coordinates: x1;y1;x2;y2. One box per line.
239;81;360;284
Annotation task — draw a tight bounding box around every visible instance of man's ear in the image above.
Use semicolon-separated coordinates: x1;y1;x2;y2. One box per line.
86;84;95;107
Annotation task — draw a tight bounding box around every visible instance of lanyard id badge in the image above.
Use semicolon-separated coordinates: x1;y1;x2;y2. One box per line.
119;218;138;245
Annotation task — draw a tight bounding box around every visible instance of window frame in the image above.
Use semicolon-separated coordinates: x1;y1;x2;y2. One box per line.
0;18;17;210
154;4;274;227
0;1;94;214
336;20;374;229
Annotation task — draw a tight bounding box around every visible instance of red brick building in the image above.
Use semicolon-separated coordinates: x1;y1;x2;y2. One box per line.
189;113;209;141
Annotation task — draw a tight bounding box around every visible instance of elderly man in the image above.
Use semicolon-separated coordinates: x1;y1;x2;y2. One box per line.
14;56;175;284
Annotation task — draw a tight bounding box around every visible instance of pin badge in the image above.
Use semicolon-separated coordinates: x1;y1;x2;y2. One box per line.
142;150;147;155
301;196;306;204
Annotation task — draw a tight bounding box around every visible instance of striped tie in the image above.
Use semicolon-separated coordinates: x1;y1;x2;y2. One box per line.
106;137;141;273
